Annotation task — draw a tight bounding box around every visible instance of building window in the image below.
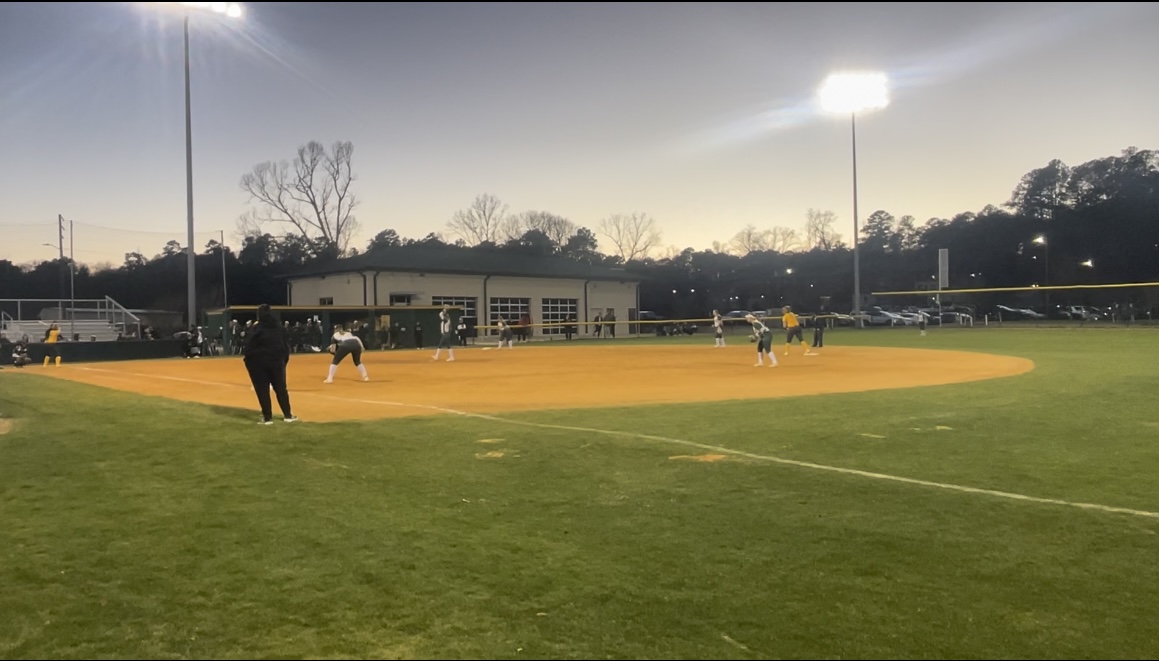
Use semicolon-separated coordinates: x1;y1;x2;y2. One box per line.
489;297;529;335
431;296;477;321
389;294;413;306
319;297;334;306
541;298;577;335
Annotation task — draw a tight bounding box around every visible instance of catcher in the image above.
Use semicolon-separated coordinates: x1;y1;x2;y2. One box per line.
323;324;370;383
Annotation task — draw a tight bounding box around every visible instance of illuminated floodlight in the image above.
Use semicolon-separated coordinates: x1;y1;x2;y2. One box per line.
174;2;243;18
1033;235;1046;245
818;72;889;114
1081;259;1093;268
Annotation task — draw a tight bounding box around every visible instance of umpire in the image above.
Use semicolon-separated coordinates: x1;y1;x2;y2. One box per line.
242;304;297;424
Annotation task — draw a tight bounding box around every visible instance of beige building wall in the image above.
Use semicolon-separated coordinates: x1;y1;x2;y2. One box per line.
289;271;639;336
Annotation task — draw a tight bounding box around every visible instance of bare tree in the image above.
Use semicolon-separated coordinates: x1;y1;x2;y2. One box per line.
597;212;662;262
447;193;510;245
728;225;771;255
505;210;576;246
726;225;801;255
239;140;359;253
804;208;843;250
767;226;800;252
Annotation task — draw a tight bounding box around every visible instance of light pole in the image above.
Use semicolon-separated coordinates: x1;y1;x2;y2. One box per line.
818;71;890;328
1032;235;1048;284
166;2;243;328
1032;234;1048;308
220;229;229;308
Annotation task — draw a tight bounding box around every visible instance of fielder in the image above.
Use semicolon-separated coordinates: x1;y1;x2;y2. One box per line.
496;318;514;349
744;314;778;367
324;324;370;383
712;310;725;348
432;305;456;362
781;306;817;356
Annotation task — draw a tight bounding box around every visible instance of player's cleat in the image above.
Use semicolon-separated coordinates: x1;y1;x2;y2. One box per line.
283;416;299;423
322;379;333;384
768;362;778;367
446;358;454;362
754;362;763;367
258;419;274;425
362;376;370;382
805;351;818;356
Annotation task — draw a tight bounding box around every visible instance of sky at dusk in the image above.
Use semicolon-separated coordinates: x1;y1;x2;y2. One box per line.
2;1;1157;266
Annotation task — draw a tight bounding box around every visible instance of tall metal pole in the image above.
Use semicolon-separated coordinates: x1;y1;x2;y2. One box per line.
69;219;76;340
184;12;197;329
851;112;862;328
57;214;66;320
220;229;228;308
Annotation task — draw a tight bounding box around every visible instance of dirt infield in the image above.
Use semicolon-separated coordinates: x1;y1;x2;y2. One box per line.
31;344;1033;422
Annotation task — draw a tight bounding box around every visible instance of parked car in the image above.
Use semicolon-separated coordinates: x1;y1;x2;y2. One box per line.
995;305;1045;320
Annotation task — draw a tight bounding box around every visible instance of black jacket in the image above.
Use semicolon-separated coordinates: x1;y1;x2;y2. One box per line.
242;319;290;364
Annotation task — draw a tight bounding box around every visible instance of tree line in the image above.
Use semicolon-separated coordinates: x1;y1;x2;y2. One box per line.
1;144;1155;322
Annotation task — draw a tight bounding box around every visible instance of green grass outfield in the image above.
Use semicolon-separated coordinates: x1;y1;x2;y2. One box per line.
2;327;1158;659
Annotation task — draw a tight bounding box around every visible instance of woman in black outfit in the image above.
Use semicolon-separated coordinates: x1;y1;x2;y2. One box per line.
242;304;297;424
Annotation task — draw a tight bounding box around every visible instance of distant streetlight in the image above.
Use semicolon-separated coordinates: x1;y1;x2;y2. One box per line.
785;268;793;275
818;71;889;326
155;2;244;328
1080;259;1093;268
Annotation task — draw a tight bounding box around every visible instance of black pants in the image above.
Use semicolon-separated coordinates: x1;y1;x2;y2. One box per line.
245;358;292;421
812;326;824;348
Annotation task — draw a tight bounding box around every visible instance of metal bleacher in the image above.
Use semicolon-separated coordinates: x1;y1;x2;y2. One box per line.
0;297;142;343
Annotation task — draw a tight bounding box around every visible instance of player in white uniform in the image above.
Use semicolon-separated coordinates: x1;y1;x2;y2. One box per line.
496;318;514;349
712;310;725;348
324;324;370;383
432;306;456;362
745;314;778;367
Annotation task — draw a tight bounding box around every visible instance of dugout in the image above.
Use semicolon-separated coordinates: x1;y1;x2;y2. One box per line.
205;305;460;354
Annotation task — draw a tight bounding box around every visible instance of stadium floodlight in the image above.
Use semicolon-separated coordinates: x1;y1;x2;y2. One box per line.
153;2;243;328
1081;259;1093;268
817;71;890;327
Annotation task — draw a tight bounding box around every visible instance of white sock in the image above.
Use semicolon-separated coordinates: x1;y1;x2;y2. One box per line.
756;355;763;365
448;349;455;360
433;349;441;359
327;364;337;380
357;364;368;379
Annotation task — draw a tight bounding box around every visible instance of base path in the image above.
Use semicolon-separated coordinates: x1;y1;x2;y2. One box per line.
35;345;1034;422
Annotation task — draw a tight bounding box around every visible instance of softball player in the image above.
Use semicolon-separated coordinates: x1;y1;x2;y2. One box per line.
496;318;514;349
432;306;456;362
744;314;778;367
781;306;817;356
43;322;62;367
323;324;370;383
712;310;725;348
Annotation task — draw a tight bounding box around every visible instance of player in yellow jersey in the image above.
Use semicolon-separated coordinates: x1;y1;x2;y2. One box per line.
43;322;62;367
781;306;817;357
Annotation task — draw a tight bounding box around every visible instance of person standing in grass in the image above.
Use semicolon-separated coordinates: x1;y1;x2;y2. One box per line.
712;310;725;348
242;304;297;425
325;324;370;383
432;305;456;362
745;314;777;368
781;306;817;357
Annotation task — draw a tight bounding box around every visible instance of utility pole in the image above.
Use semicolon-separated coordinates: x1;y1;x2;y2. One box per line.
69;219;76;340
57;214;66;320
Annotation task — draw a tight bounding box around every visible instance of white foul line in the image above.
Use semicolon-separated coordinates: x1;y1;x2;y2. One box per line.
64;365;1159;521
